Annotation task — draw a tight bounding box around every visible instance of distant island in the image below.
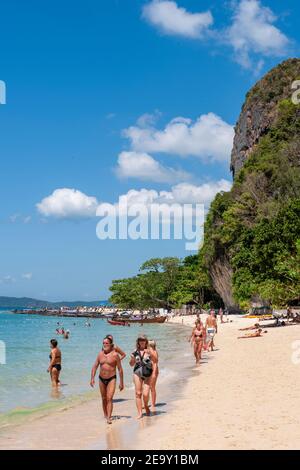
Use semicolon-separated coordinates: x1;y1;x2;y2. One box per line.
0;296;107;309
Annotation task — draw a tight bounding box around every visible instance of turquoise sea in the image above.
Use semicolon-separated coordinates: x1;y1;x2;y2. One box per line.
0;309;192;423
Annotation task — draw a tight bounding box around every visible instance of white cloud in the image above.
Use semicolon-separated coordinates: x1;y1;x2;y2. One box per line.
142;0;213;38
9;214;32;224
1;275;16;284
36;188;99;219
22;273;33;280
226;0;289;69
97;179;232;216
163;180;232;205
123;113;234;162
142;1;291;71
115;151;191;183
9;214;20;223
136;111;162;128
35;179;232;224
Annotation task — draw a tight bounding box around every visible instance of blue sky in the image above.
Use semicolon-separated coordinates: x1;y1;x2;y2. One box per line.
0;0;299;301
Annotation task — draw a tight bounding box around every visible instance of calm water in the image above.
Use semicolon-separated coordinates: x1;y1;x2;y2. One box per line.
0;310;191;416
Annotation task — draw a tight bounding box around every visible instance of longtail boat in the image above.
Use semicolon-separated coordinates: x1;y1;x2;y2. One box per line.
112;315;167;324
107;319;129;326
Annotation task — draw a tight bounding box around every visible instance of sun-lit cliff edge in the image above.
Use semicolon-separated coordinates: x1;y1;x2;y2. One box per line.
202;58;300;308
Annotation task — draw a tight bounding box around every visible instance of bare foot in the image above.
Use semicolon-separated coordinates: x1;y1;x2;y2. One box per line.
136;414;143;420
144;405;151;416
107;417;112;424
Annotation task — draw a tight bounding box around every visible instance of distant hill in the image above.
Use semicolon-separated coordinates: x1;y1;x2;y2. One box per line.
0;296;108;309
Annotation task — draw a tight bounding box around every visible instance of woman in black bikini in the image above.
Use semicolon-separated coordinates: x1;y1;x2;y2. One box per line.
129;335;155;419
47;339;62;388
90;336;124;424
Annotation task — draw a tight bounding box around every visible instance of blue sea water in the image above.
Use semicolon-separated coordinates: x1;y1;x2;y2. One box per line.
0;310;190;417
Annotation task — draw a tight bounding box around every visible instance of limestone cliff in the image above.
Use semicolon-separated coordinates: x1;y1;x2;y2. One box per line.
231;58;300;178
203;58;300;309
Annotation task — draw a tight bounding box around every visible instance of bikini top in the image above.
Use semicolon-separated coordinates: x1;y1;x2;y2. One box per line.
194;329;203;337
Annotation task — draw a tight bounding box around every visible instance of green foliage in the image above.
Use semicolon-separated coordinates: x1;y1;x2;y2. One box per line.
109;255;222;309
245;58;300;105
109;257;182;309
110;66;300;309
202;97;300;307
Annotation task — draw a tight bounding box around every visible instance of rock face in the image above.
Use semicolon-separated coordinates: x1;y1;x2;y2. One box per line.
231;58;300;178
209;257;236;308
208;58;300;309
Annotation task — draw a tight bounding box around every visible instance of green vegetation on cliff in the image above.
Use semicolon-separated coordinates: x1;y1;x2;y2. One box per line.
203;99;300;307
109;60;300;310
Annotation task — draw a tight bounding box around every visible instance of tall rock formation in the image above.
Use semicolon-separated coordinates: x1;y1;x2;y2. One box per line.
203;58;300;309
231;58;300;178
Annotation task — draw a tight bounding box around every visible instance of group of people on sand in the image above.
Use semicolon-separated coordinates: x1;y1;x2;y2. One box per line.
47;309;225;423
48;334;159;424
189;309;218;364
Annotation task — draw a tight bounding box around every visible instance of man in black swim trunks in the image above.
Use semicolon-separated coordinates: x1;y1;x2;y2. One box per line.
90;336;124;424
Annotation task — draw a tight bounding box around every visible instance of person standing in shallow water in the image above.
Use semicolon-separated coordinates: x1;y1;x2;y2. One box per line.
90;336;124;424
130;335;154;419
47;339;62;388
148;340;159;409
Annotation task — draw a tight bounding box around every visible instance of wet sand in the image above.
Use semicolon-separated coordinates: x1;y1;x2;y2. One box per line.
1;315;300;449
0;323;193;450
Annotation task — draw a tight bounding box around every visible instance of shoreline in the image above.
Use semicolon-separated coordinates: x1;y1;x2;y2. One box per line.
0;322;193;450
1;315;300;449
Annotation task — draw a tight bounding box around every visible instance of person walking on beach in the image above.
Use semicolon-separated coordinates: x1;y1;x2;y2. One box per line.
106;334;126;361
190;320;206;364
130;335;154;419
219;307;224;323
206;311;218;351
47;339;62;388
224;307;229;322
90;336;124;424
148;340;159;409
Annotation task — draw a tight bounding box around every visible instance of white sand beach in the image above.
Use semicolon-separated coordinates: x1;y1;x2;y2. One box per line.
1;315;300;450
